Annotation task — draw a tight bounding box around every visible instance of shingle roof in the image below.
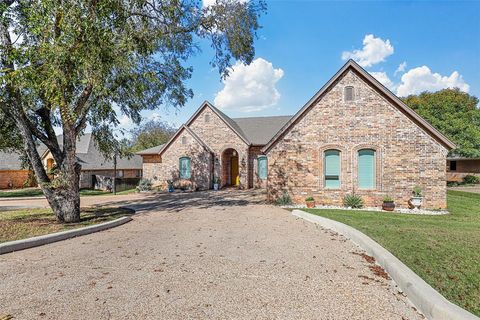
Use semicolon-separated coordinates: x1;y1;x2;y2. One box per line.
232;116;292;145
136;144;164;155
0;151;24;170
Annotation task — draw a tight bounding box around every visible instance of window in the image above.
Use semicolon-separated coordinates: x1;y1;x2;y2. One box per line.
179;157;191;179
358;149;375;189
257;156;268;180
205;114;210;123
117;170;124;178
345;86;354;102
135;169;142;178
324;150;340;188
449;160;457;171
181;136;187;145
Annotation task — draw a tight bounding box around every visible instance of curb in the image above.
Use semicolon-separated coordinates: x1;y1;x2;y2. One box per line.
0;196;46;201
0;216;133;255
292;209;479;320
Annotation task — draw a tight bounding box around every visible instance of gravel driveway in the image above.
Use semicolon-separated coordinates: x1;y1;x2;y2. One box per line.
0;190;422;319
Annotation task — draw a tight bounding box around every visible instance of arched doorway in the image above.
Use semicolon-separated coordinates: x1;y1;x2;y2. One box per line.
221;148;239;187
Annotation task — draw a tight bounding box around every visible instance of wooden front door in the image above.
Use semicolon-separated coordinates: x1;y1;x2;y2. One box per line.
230;156;239;186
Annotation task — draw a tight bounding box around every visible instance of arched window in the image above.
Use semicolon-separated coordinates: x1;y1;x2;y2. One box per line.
257;156;268;180
358;149;376;189
179;157;191;179
324;150;341;188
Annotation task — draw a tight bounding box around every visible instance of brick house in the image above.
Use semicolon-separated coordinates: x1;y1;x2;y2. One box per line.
446;157;480;182
0;151;36;189
42;133;143;189
139;60;455;209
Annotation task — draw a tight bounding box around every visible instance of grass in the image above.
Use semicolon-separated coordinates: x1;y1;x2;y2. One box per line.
304;190;480;316
0;188;137;198
0;206;134;243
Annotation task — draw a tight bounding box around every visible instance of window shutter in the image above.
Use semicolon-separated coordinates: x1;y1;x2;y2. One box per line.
358;149;375;189
324;150;340;188
257;157;267;180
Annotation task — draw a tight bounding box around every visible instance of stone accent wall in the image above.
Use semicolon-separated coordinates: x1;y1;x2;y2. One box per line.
188;107;250;188
0;170;35;189
142;127;212;190
266;69;449;209
249;146;267;189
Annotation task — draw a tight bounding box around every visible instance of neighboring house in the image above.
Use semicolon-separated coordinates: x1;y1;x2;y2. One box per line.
138;60;455;209
446;157;480;182
42;133;143;189
0;151;35;189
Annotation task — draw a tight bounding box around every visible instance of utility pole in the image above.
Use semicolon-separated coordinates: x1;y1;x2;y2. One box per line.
113;152;117;195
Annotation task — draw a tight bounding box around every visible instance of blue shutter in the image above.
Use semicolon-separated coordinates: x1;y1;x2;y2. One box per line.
358;149;375;189
324;150;340;188
258;157;267;180
179;157;191;179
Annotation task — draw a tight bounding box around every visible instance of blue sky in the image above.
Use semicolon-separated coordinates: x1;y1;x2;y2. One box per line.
129;0;480;130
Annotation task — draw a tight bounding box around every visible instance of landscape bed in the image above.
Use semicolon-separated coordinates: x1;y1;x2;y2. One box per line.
0;207;134;243
304;190;480;316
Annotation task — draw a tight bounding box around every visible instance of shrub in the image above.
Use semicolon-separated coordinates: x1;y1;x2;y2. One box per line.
137;178;152;192
305;196;314;202
343;194;364;208
275;192;292;206
447;181;459;187
412;186;423;197
463;175;480;184
383;195;394;202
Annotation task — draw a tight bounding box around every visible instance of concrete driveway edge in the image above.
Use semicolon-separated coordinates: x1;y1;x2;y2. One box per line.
0;216;133;255
291;209;479;320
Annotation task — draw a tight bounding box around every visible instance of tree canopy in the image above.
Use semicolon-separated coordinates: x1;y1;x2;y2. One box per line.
403;88;480;158
0;0;266;222
129;119;176;152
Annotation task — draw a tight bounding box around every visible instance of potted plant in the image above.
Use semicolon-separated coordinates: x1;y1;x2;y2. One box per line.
167;180;174;193
213;176;220;191
410;186;423;209
305;196;315;208
382;195;395;211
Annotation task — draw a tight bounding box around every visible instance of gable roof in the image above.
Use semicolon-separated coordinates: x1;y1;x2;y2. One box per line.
0;151;24;170
262;59;456;153
154;125;214;156
186;101;251;145
136;144;164;155
232;115;292;145
42;133;143;170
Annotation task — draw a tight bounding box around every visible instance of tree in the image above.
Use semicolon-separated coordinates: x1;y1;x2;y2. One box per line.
402;89;480;158
129;119;176;152
0;0;266;222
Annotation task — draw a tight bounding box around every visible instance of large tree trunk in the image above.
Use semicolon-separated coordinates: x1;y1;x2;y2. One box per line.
42;128;81;223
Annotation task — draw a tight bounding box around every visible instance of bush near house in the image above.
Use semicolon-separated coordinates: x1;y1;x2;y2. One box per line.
305;190;480;316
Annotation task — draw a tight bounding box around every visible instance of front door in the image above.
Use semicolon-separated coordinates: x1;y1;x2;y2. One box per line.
230;156;239;186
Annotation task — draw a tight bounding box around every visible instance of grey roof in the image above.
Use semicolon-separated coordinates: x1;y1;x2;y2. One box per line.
232;115;292;145
0;151;24;170
136;144;164;155
44;133;143;170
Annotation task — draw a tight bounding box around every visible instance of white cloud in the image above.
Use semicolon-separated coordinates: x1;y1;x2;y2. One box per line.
394;61;407;76
396;66;470;97
214;58;284;112
342;34;394;68
370;71;395;91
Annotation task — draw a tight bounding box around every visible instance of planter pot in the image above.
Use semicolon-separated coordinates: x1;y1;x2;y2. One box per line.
168;186;174;193
306;200;315;208
382;201;395;211
213;183;219;191
410;197;422;209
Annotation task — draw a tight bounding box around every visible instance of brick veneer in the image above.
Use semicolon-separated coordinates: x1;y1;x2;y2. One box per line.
0;170;35;189
266;69;448;209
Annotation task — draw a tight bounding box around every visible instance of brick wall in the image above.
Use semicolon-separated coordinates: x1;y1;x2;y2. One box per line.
0;170;35;189
447;159;480;182
266;69;448;209
249;146;267;189
142;127;212;190
188;106;250;188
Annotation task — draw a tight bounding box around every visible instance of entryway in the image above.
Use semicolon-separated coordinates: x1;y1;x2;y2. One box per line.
221;148;240;187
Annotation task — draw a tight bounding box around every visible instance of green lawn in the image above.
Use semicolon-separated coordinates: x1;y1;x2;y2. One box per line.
0;206;134;243
0;188;137;198
304;190;480;316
